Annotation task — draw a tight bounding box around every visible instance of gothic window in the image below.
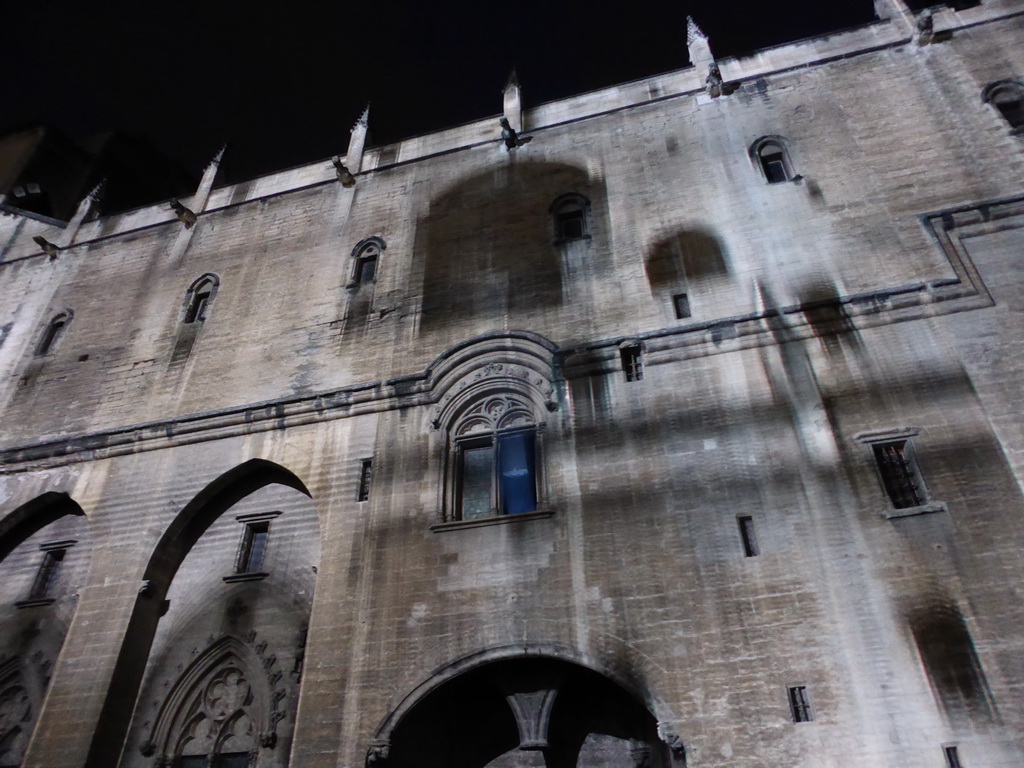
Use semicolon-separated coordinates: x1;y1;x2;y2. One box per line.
751;137;796;184
184;274;219;324
0;661;31;768
35;310;72;356
550;193;590;242
144;638;281;768
873;439;926;509
447;394;544;521
983;81;1024;129
349;237;385;287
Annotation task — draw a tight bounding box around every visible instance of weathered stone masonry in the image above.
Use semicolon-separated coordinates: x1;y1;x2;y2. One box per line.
1;3;1024;767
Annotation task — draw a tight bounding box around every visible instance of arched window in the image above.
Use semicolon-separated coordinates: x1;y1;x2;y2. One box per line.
750;137;796;184
143;637;271;768
184;274;219;324
549;193;590;242
349;237;385;287
35;310;72;356
983;81;1024;129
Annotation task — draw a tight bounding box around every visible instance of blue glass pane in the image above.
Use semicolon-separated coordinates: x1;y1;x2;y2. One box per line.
460;444;494;520
499;432;536;515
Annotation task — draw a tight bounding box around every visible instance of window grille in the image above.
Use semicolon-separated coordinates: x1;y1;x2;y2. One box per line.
357;458;373;502
873;440;924;509
620;345;644;382
788;685;813;722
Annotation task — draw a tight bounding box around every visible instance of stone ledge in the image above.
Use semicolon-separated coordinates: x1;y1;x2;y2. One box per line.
430;509;555;533
882;501;947;520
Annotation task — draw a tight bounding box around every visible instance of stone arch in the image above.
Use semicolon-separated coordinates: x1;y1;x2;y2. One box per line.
370;645;671;768
0;492;85;564
415;162;609;336
84;459;312;768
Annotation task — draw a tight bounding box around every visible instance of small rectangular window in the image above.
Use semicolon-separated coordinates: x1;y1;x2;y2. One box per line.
357;458;373;502
237;522;270;574
738;516;759;557
873;440;925;509
788;685;813;722
944;745;962;768
356;255;377;284
29;548;66;600
763;154;789;183
620;345;643;382
673;293;691;319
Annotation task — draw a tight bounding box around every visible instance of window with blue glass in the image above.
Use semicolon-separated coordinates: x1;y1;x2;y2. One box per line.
446;393;543;522
457;428;537;520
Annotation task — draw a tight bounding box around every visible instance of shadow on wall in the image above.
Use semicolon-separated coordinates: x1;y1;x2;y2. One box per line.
645;229;729;288
416;162;607;335
909;602;996;723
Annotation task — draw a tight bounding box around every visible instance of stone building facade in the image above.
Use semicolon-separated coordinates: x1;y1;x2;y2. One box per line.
1;2;1024;766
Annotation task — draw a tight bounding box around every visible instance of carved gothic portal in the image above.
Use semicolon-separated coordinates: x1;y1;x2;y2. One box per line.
378;656;669;768
0;661;32;766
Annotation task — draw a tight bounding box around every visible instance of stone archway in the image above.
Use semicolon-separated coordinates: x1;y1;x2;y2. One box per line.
372;650;670;768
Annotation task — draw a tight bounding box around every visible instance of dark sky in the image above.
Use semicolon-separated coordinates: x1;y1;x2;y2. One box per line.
1;1;876;182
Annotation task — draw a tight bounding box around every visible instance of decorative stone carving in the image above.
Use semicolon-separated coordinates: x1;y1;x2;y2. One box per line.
366;740;391;766
431;362;555;430
505;689;558;750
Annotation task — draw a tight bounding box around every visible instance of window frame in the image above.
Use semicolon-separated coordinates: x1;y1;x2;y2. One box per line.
183;273;219;325
787;685;813;723
356;458;373;502
17;539;76;608
348;236;386;288
549;193;591;243
35;310;73;357
619;342;644;382
454;425;540;521
983;80;1024;131
750;136;797;184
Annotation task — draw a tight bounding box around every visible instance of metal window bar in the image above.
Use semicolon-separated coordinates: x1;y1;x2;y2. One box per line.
874;441;923;509
620;346;643;382
788;686;813;722
357;458;373;502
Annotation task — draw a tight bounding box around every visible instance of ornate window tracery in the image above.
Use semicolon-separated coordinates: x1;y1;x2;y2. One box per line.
432;361;554;523
184;274;219;325
143;637;283;768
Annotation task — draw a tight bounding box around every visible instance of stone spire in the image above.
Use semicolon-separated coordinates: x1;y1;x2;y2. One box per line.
503;69;523;133
347;105;371;174
62;179;105;246
193;145;226;214
686;16;715;68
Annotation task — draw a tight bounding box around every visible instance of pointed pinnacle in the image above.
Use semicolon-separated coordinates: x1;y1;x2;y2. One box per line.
354;104;370;130
686;16;707;45
505;68;519;90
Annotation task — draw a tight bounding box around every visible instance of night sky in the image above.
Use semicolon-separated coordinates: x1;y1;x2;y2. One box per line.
2;1;877;183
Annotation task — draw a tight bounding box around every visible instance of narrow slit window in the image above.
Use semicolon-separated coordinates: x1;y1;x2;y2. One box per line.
620;345;644;382
944;746;962;768
873;440;925;509
184;276;217;324
357;458;373;502
788;685;813;722
673;293;691;319
29;548;66;600
237;521;270;574
738;516;759;557
36;313;70;356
